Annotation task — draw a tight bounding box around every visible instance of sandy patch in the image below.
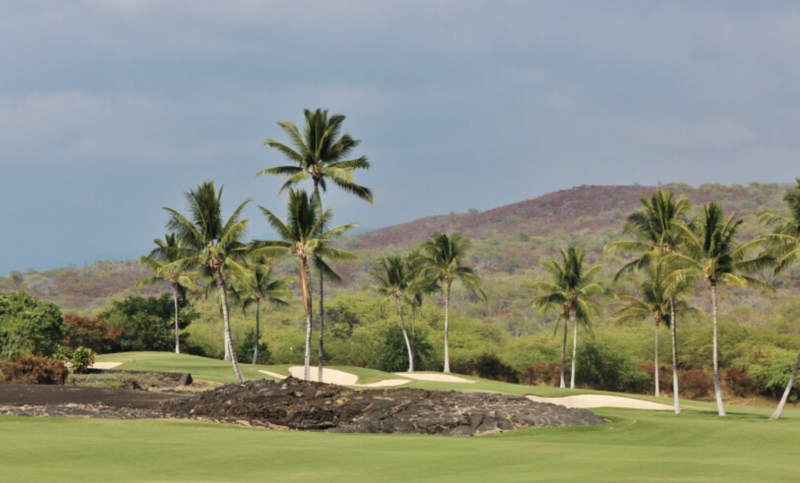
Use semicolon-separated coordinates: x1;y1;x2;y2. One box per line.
526;394;672;410
357;379;410;388
395;372;476;383
259;368;410;387
91;362;123;370
258;370;287;380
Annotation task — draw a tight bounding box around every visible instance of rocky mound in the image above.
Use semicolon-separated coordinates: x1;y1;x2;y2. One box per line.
162;377;604;436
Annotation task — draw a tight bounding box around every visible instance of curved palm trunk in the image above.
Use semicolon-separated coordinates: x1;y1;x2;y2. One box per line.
570;311;578;389
299;259;313;381
670;297;681;414
710;283;726;416
223;318;231;361
559;314;567;389
318;267;325;382
216;271;244;384
395;297;414;372
411;306;417;364
172;283;180;354
654;318;660;397
443;282;452;373
252;298;261;365
772;349;800;419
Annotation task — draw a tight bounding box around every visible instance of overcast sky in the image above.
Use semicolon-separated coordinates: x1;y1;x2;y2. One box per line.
2;1;800;275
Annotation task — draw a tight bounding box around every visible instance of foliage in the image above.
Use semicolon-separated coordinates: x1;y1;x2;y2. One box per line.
235;328;271;365
69;346;96;374
0;355;69;384
99;294;197;353
370;325;433;373
519;363;560;386
679;369;713;400
0;291;66;358
452;353;520;383
62;315;123;354
574;341;650;393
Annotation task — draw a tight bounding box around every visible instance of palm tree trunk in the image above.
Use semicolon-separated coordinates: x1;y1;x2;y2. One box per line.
559;314;567;389
711;283;726;416
411;305;417;364
318;266;325;383
299;259;313;381
570;310;578;389
223;316;231;361
772;349;800;419
670;297;681;414
172;283;180;354
396;297;414;372
252;298;261;365
443;282;452;373
217;271;244;384
654;318;660;397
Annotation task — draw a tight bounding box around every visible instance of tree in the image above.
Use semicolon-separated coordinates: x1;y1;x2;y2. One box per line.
419;233;486;373
531;247;605;389
372;255;415;372
614;260;697;397
606;188;691;413
0;291;66;359
671;202;774;416
758;178;800;419
163;181;251;384
250;189;356;381
239;258;292;364
259;108;372;382
138;233;196;354
100;294;197;353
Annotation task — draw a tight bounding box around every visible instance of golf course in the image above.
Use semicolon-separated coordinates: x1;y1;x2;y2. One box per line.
1;352;799;482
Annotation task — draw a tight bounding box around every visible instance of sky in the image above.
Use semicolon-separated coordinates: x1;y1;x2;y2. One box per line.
2;1;800;275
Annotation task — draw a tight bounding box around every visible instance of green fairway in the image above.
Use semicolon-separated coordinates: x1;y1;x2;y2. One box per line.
1;351;796;482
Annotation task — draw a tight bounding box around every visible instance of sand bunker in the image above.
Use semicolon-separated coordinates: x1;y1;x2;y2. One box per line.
526;394;672;410
258;368;410;388
395;372;476;383
91;361;123;370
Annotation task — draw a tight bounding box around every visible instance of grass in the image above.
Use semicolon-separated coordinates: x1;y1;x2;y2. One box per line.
0;351;796;482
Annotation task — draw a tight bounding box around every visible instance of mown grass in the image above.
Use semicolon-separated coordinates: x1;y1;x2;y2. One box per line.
0;351;795;482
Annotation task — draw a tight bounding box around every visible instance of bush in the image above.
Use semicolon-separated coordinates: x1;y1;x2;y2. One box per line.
235;328;271;365
371;325;433;373
0;291;66;358
679;369;713;400
575;341;649;393
63;315;123;354
746;349;798;399
0;356;69;385
99;294;198;352
520;363;560;387
638;363;673;395
724;368;754;398
453;353;520;383
70;346;96;374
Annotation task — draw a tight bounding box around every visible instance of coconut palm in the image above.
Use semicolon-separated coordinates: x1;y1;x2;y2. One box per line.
239;258;292;364
250;189;356;381
259;108;372;380
137;234;196;354
163;182;250;384
419;233;485;374
758;179;800;419
671;202;774;416
531;247;604;389
405;248;439;357
606;188;691;413
614;260;697;397
372;256;416;372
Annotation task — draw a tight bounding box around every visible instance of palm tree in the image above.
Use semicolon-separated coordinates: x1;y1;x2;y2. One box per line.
163;181;250;384
239;258;292;364
614;260;697;397
250;189;356;381
137;234;196;354
606;188;691;413
259;108;372;381
758;179;800;419
405;248;438;358
419;233;485;374
531;247;604;389
372;256;416;372
671;202;774;416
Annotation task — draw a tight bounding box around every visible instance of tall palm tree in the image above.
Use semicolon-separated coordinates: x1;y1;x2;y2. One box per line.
531;247;604;389
163;182;250;384
258;108;372;381
137;234;196;354
420;233;485;374
758;179;800;419
250;189;356;381
606;188;691;413
239;258;292;364
614;260;697;397
671;202;774;416
372;256;415;372
405;248;438;358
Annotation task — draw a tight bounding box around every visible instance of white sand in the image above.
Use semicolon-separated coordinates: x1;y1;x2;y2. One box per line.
395;372;476;383
526;394;672;410
90;361;123;369
258;368;410;387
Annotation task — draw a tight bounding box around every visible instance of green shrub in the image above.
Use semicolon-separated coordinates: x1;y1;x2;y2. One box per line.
746;349;798;399
235;328;271;365
575;341;650;393
453;353;519;383
371;325;433;373
70;347;96;374
0;356;69;384
0;291;66;358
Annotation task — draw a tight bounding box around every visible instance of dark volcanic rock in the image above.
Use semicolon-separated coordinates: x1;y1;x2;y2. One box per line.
161;377;604;436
